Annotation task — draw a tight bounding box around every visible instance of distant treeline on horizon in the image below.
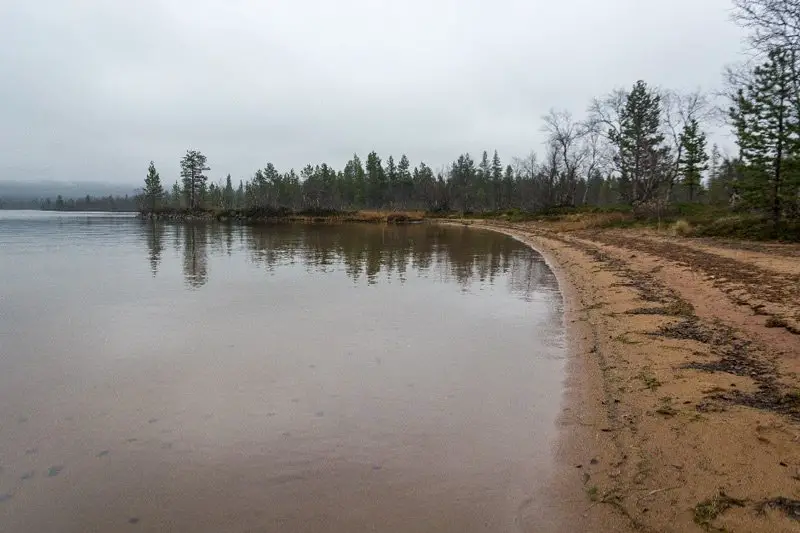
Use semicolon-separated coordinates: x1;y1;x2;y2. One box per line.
0;194;139;212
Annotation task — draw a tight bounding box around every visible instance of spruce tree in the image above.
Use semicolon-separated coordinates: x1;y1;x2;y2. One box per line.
142;161;164;212
678;119;709;202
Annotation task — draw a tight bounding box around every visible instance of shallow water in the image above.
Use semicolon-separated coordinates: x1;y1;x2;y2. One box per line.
0;211;565;532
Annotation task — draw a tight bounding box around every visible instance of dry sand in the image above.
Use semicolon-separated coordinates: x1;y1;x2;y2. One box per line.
472;220;800;533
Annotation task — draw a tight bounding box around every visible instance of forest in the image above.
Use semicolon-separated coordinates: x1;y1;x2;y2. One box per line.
87;1;800;238
39;194;138;212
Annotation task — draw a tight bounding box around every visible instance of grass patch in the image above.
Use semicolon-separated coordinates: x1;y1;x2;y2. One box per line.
783;389;800;406
638;372;662;391
693;492;747;530
431;204;800;241
613;333;641;345
765;316;789;328
655;397;677;417
656;319;713;344
665;299;696;317
692;213;800;242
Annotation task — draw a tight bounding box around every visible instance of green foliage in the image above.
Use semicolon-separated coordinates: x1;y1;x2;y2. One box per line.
610;81;671;204
180;150;210;209
678;120;709;202
142;161;164;212
40;194;137;212
730;48;800;230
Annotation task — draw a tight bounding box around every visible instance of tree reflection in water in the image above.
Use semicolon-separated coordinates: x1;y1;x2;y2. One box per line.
141;222;558;299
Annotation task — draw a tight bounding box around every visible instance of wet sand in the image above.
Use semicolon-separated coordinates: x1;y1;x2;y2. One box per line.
473;220;800;533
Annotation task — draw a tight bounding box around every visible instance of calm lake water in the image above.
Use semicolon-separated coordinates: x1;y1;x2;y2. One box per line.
0;211;565;533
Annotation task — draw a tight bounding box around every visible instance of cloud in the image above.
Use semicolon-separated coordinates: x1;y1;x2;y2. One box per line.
0;0;745;184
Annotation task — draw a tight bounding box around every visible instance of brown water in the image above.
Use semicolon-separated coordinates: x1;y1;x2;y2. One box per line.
0;211;565;533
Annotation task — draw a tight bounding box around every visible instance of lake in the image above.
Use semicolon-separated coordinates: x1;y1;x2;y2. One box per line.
0;211;565;532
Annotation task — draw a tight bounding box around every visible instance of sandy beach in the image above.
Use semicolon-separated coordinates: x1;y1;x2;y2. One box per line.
474;219;800;532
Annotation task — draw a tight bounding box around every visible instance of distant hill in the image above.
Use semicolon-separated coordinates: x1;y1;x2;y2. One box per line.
0;180;140;201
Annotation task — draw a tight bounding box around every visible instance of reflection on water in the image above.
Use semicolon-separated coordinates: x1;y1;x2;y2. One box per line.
144;223;165;277
145;221;556;301
0;212;565;533
181;223;209;288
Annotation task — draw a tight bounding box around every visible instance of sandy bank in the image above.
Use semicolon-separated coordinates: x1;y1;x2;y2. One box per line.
468;220;800;533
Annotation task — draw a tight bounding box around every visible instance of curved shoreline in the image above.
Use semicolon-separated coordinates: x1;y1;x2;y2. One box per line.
452;221;633;533
461;220;800;533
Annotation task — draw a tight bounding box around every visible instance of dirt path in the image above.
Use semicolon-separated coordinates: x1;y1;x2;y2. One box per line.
471;220;800;533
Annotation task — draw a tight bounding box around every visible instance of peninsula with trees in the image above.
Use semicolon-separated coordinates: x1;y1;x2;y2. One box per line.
139;66;799;240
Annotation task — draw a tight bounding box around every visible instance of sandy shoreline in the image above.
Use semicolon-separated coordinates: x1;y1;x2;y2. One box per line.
466;220;800;533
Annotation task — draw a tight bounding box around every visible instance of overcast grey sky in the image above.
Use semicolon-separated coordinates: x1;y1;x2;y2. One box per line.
1;0;745;185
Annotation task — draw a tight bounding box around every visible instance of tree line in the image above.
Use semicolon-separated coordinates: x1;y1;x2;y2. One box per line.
139;0;797;232
42;194;139;212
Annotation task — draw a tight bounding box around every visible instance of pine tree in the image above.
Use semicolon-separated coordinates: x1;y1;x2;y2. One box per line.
730;48;800;228
491;150;503;209
180;150;210;209
365;151;385;207
142;161;164;212
344;154;366;207
477;150;491;209
707;144;726;205
397;154;412;208
236;180;245;208
223;174;234;209
503;165;515;209
385;155;398;206
610;81;670;204
171;181;182;207
678;120;709;202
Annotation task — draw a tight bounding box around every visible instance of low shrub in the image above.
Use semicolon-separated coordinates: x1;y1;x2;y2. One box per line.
670;219;692;236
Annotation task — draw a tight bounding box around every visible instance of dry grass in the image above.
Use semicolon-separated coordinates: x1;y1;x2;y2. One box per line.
348;210;426;223
671;219;693;237
547;212;631;232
